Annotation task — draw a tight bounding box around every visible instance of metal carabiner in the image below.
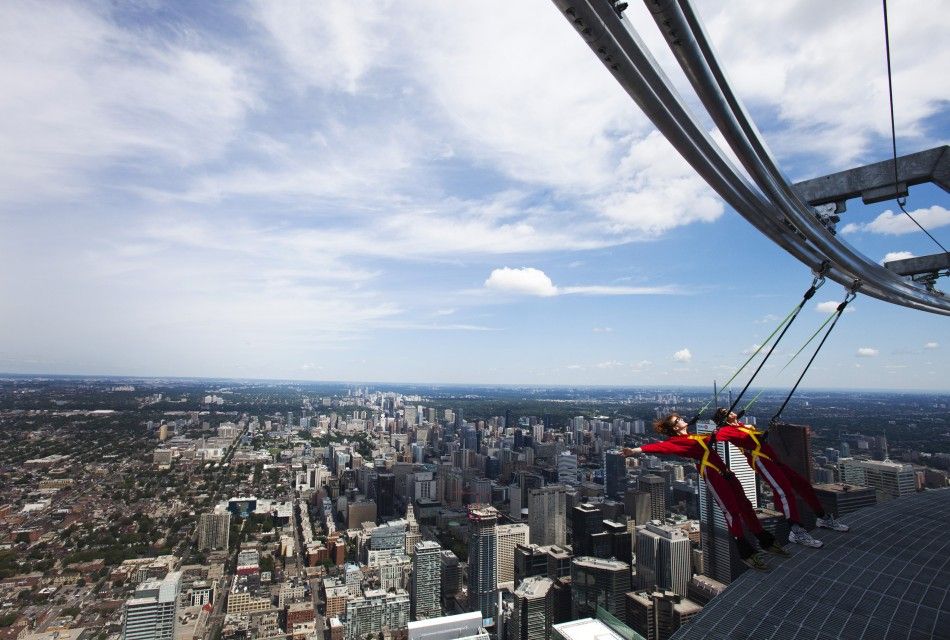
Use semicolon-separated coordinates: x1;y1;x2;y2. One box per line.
811;260;830;290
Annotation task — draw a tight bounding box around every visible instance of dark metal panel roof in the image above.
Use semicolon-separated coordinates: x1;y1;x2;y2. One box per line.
671;489;950;640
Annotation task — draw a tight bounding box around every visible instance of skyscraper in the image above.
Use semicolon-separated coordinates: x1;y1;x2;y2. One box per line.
697;421;757;584
590;520;632;565
812;483;877;517
198;509;230;551
635;522;691;596
638;475;667;522
569;503;603;557
604;450;628;500
496;523;530;589
467;506;498;626
440;550;461;603
528;485;567;547
510;576;553;640
377;472;396;520
122;571;181;640
406;503;421;555
412;541;442;621
766;422;814;483
570;557;631;620
623;489;653;526
557;452;579;485
838;459;916;499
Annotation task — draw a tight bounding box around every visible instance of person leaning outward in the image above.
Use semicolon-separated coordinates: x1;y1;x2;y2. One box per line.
622;412;783;572
713;408;849;548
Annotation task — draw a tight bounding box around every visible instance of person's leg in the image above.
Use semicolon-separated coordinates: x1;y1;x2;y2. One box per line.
776;460;824;516
755;456;801;524
721;470;773;541
704;472;768;570
774;460;850;532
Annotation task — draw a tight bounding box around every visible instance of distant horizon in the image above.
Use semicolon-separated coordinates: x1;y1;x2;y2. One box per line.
3;370;948;396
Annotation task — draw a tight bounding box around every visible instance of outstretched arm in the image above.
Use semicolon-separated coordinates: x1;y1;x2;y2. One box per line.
622;447;641;457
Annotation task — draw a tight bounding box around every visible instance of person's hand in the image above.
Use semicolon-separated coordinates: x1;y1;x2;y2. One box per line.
622;447;640;457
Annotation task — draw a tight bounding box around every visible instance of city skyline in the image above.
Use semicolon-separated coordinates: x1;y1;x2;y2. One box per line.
1;0;948;390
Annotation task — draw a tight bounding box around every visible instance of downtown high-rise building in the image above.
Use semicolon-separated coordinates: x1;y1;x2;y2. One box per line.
377;472;396;520
838;458;916;499
198;509;230;551
570;503;604;557
122;571;181;640
570;557;631;620
528;485;567;547
638;475;667;522
468;506;499;626
624;489;653;526
557;452;579;485
440;550;461;603
412;541;442;621
406;503;421;555
635;522;692;596
510;576;553;640
496;522;530;589
697;421;757;584
604;450;628;500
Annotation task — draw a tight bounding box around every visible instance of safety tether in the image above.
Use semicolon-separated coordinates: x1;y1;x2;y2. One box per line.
770;284;860;425
687;264;829;426
719;264;829;424
738;302;844;414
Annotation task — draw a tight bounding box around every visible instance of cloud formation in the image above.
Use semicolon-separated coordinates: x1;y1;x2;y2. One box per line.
483;268;673;297
673;348;692;363
484;267;558;297
882;251;915;264
841;206;950;236
856;347;879;357
816;301;856;314
924;342;939;349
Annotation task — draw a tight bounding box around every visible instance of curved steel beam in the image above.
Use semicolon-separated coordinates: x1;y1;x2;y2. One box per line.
550;1;854;290
643;0;949;314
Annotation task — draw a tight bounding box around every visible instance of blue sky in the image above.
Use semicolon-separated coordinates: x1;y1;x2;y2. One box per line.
1;0;948;390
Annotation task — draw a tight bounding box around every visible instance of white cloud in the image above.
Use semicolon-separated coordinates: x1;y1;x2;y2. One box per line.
434;309;456;316
816;301;856;314
484;267;558;297
673;348;692;363
483;267;674;298
924;342;939;350
742;343;762;355
856;347;879;358
0;1;256;203
596;361;624;369
882;251;915;264
592;327;613;333
841;207;950;236
251;0;386;93
702;1;950;165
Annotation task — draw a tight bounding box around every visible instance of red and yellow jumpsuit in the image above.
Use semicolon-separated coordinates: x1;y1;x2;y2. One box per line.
640;434;766;540
716;423;825;524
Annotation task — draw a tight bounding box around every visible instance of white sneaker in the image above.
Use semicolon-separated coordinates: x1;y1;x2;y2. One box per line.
816;515;849;532
789;526;823;548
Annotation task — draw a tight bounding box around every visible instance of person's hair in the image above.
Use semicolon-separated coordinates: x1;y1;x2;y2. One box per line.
653;413;681;437
713;407;730;425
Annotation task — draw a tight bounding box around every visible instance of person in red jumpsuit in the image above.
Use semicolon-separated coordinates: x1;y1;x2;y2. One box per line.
622;413;784;571
713;408;850;549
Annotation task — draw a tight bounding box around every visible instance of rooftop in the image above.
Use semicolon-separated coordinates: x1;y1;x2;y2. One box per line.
671;489;950;640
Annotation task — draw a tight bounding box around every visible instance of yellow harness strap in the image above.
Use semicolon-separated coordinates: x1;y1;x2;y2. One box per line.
688;434;722;477
738;426;772;462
